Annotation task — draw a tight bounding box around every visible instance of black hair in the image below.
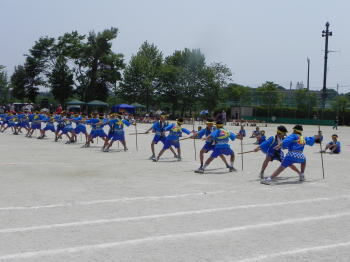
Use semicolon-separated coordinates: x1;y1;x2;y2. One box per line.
277;125;288;133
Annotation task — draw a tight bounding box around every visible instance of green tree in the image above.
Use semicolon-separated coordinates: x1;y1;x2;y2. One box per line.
201;63;232;112
160;48;207;115
257;81;281;117
332;95;350;125
78;28;124;101
0;66;10;104
48;56;75;104
121;41;163;111
223;83;251;105
56;29;124;102
11;65;27;101
158;64;182;115
294;89;318;118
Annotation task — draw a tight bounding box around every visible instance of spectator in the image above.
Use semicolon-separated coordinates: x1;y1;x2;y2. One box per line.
56;104;63;114
222;110;227;125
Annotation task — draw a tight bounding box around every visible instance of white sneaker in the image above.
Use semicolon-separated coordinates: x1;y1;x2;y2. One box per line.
260;177;272;185
177;157;182;161
299;174;305;182
149;155;155;160
152;157;158;162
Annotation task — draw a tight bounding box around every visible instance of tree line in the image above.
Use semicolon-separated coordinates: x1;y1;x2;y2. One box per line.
0;27;349;121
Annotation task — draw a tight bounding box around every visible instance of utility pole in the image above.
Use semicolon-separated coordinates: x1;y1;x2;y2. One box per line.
307;58;310;90
321;22;332;117
336;83;339;123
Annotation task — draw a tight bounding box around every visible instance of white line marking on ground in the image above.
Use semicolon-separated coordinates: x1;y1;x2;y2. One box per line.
234;241;350;262
1;195;350;234
0;212;350;260
0;191;236;211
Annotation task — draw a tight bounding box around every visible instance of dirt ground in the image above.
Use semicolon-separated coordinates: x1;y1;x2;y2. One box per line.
0;122;349;262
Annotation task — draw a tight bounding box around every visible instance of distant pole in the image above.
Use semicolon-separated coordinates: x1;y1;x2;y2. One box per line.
336;83;339;122
321;22;332;118
307;58;310;90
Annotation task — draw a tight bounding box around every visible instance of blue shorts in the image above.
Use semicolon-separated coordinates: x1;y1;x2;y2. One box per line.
202;143;215;152
90;129;107;138
281;151;306;167
211;147;234;158
7;122;16;127
31;123;41;129
44;125;56;132
163;140;180;149
62;127;73;134
75;126;87;134
56;125;65;132
19;122;29;128
153;135;166;144
112;132;125;141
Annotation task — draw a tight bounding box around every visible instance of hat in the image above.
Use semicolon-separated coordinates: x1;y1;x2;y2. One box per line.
277;125;288;134
216;120;224;127
293;124;303;134
177;118;184;125
206;118;214;124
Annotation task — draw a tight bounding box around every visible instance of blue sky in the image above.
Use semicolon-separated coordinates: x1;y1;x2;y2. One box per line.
1;0;349;92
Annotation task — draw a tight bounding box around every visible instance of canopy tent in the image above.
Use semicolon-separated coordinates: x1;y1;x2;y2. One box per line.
130;102;146;109
65;99;86;106
87;100;109;107
111;104;135;114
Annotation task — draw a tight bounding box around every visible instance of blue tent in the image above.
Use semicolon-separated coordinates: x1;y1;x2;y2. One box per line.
111;104;135;113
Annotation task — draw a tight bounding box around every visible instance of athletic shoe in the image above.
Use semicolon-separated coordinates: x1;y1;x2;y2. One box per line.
299;174;305;182
177;156;182;161
260;177;272;185
195;168;204;174
149;155;155;160
229;166;237;172
152;157;158;162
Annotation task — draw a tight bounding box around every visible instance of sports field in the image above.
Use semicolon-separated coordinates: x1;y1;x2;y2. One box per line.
0;123;349;262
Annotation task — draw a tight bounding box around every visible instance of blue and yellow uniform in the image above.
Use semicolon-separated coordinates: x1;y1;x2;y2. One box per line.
163;123;191;149
55;115;66;132
88;118;107;138
210;128;236;158
260;136;284;162
151;121;167;144
197;127;216;152
110;118;131;141
73;116;87;134
61;117;74;134
18;114;29;128
43;116;56;132
30;114;43;130
281;133;315;167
